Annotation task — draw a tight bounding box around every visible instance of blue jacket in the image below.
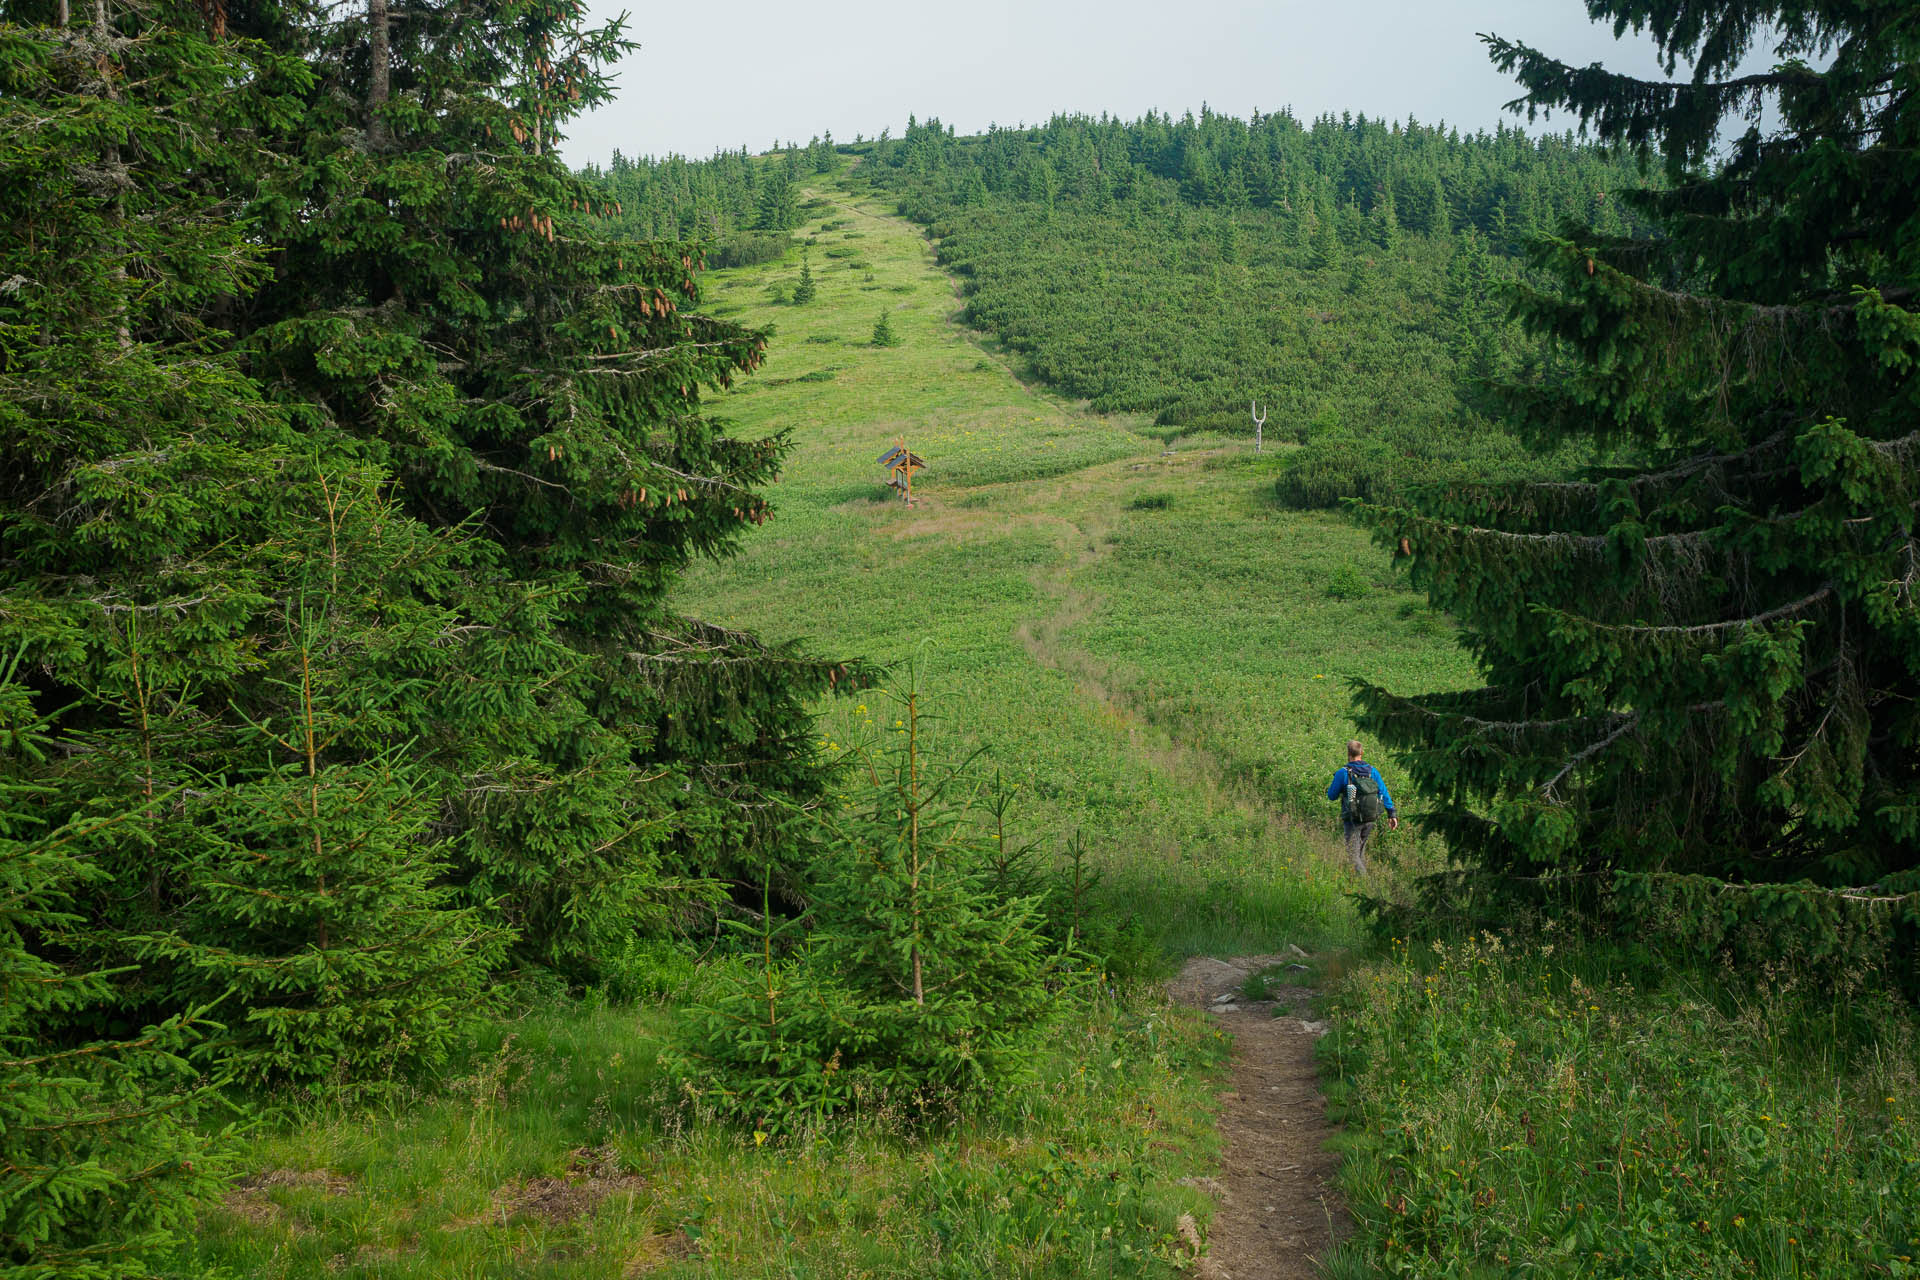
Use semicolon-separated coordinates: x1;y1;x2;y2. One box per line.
1327;762;1394;819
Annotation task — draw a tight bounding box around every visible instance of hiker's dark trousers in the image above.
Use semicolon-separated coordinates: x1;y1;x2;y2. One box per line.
1343;819;1375;875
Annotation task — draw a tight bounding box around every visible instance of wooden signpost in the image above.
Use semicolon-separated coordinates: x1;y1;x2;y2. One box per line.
876;439;926;504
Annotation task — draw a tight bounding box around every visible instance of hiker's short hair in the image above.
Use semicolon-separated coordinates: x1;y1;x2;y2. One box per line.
1346;739;1363;760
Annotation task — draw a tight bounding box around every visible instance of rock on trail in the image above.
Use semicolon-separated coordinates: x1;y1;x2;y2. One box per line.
1168;954;1348;1280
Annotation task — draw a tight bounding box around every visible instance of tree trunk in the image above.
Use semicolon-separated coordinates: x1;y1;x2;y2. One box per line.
93;0;129;349
366;0;390;147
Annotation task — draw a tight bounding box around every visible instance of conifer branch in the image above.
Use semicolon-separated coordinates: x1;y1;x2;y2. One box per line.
472;459;569;491
1539;713;1646;801
1513;430;1795;496
1539;585;1834;639
580;340;746;362
1419;866;1920;908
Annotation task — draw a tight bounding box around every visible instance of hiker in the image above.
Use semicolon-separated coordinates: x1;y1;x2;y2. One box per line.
1327;739;1397;875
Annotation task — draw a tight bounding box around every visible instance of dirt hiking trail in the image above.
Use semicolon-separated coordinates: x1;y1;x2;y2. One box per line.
1168;955;1349;1280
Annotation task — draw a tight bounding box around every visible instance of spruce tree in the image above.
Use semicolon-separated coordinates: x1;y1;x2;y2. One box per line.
1368;189;1400;251
0;0;323;1015
810;131;838;174
1441;228;1502;399
1357;6;1920;906
667;688;1055;1125
792;251;818;305
0;671;224;1279
129;468;509;1087
1;0;857;1107
754;163;798;231
1;1;527;1080
227;0;852;968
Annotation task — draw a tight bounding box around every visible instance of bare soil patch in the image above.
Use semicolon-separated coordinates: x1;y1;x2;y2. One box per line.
1170;954;1348;1280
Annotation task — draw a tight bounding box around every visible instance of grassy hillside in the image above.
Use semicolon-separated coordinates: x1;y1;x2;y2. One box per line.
678;176;1478;956
587;112;1652;509
180;992;1231;1278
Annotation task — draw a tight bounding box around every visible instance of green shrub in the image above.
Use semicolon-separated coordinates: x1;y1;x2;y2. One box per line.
1324;562;1370;600
1152;399;1262;437
872;310;900;347
1239;970;1277;1001
1274;436;1395;508
596;936;704;1004
706;232;791;269
1127;493;1174;511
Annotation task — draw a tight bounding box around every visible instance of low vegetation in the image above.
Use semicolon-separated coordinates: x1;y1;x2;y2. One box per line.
1324;933;1920;1278
584;107;1664;512
179;988;1230;1278
845;112;1647;506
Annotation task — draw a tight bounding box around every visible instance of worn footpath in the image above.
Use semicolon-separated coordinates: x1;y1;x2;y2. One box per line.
1168;954;1348;1280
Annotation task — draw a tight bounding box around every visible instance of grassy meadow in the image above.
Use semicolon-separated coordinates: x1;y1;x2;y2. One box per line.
1320;935;1920;1279
682;177;1476;958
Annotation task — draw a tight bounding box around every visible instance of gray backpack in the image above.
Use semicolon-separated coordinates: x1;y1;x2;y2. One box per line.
1347;764;1385;823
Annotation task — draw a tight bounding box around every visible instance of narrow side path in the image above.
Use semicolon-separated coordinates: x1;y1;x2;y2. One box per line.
1168;956;1349;1280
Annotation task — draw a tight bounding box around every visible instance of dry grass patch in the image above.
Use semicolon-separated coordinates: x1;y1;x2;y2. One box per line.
221;1167;357;1228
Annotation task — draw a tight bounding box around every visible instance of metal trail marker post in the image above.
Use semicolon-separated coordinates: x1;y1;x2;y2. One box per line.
1251;399;1267;453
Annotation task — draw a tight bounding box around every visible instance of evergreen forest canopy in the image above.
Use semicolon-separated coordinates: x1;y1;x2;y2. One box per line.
586;109;1659;504
0;0;870;1270
1350;1;1919;978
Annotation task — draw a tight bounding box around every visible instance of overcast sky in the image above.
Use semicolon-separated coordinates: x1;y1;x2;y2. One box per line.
558;1;1773;166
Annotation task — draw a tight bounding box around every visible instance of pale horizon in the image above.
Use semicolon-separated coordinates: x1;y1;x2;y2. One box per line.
560;1;1779;166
